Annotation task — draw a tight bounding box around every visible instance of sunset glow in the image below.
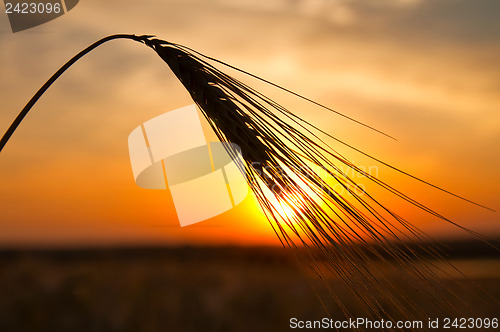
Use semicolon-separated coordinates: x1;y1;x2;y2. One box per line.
0;0;499;247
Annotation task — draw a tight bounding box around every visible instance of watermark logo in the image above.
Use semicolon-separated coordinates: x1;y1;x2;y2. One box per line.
128;105;248;227
3;0;79;32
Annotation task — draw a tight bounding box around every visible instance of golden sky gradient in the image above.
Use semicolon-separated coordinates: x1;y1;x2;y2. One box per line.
0;0;499;247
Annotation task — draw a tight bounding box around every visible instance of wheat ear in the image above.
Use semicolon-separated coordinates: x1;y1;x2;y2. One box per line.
0;34;494;319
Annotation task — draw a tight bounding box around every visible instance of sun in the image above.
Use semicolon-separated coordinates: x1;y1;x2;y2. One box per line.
251;164;322;222
275;198;301;220
281;190;316;220
260;185;309;221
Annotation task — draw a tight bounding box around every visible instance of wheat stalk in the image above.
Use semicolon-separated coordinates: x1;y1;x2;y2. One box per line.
0;34;494;320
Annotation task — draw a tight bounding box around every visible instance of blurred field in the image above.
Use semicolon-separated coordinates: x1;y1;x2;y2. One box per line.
0;242;498;331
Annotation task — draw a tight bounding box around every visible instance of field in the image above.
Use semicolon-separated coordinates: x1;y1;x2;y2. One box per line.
0;241;498;331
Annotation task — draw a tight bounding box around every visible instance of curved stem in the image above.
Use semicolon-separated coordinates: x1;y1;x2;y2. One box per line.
0;34;147;153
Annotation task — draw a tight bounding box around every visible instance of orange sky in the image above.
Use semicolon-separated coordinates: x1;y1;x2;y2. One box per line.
0;0;499;247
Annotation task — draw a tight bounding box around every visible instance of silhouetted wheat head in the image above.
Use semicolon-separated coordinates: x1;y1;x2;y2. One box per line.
0;34;495;321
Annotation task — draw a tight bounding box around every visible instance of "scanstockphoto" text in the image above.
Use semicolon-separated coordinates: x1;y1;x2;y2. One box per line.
249;162;379;196
290;318;423;330
289;317;498;329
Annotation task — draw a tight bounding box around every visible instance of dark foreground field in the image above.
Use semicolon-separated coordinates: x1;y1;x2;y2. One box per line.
0;242;498;331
